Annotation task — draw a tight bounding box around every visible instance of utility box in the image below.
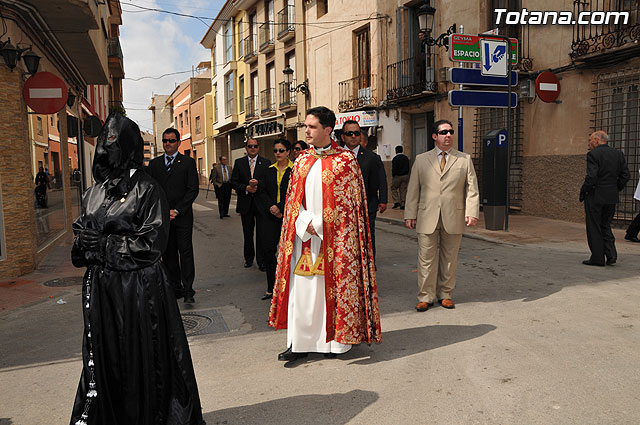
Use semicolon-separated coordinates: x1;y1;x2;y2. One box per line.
482;129;508;230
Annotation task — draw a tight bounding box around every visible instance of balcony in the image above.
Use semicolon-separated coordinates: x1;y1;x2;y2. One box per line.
244;34;257;64
279;80;297;111
338;74;377;112
108;37;124;79
386;57;436;101
260;88;276;115
245;95;259;120
277;5;295;41
570;0;640;60
259;21;275;53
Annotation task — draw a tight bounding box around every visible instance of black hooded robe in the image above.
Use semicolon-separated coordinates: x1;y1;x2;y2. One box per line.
70;114;205;425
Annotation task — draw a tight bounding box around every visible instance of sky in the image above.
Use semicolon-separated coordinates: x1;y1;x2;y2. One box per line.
119;0;225;133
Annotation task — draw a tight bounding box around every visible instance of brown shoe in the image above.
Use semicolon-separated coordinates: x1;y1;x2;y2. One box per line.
439;299;455;309
415;301;432;312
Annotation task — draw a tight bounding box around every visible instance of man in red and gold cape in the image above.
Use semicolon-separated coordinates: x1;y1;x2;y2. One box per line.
269;106;382;361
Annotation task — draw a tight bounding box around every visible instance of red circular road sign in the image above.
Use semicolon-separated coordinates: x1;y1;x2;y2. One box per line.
22;72;68;114
535;71;561;103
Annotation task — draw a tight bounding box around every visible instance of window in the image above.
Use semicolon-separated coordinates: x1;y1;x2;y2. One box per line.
185;110;189;126
214;84;218;123
489;0;521;39
225;72;235;116
195;116;201;134
212;41;217;76
37;117;43;136
318;0;328;18
239;76;245;113
355;27;371;84
175;116;178;126
224;19;234;63
238;19;244;58
179;113;183;128
50;116;54;126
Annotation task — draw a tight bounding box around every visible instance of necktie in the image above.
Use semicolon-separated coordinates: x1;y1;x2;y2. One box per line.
249;158;255;178
222;165;228;182
440;151;447;172
166;156;174;172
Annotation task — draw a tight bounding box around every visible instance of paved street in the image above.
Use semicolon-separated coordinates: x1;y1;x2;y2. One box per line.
1;192;640;424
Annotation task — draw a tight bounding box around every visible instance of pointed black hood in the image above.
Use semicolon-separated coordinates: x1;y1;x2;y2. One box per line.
92;113;144;195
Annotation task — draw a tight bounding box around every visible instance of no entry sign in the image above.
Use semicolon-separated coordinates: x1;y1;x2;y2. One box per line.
535;71;561;103
23;72;68;114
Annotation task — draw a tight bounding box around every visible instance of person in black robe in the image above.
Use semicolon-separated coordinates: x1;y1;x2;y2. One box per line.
70;113;206;425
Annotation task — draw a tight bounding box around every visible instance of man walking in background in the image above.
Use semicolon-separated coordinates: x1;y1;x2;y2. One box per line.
148;128;200;303
580;130;630;266
391;145;410;209
211;155;233;219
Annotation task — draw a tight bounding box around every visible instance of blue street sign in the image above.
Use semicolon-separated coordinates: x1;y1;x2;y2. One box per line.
448;68;517;87
448;90;518;108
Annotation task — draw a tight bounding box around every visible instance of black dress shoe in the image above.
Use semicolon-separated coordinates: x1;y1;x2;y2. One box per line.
258;264;267;272
582;259;605;267
278;347;308;361
244;261;252;268
261;292;273;300
624;234;640;243
184;296;195;304
606;257;617;265
224;214;231;217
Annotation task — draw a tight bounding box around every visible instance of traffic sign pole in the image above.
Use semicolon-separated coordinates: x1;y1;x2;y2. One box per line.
478;33;512;232
458;24;464;152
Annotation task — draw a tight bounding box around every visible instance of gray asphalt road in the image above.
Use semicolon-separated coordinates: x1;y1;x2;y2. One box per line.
1;192;639;424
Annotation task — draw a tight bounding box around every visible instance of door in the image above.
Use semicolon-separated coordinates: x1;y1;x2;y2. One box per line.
411;112;434;157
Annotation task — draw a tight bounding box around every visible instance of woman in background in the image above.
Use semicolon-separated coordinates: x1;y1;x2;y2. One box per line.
292;140;308;160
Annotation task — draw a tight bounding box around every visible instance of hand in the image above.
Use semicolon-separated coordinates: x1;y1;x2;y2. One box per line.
378;203;387;214
170;209;178;220
405;219;416;229
306;222;318;237
246;181;258;193
80;229;105;252
270;205;280;216
465;216;478;227
275;212;283;219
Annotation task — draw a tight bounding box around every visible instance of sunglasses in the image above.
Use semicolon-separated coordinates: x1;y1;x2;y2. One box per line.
247;144;259;148
343;131;361;137
162;138;179;144
273;148;288;153
437;129;454;135
294;147;302;151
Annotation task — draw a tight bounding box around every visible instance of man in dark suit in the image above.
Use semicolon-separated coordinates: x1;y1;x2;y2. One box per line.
580;130;630;266
210;155;233;219
147;128;199;303
231;138;270;269
341;120;387;259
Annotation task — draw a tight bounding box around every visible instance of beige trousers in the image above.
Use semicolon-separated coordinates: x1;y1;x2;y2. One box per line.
417;216;463;303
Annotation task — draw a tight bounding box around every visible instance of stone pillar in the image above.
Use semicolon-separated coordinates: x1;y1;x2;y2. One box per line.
0;67;37;278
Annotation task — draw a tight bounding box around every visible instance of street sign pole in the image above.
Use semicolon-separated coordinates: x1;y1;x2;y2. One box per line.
458;25;464;152
478;33;513;232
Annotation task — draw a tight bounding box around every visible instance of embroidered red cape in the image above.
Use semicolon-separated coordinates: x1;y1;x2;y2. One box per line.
268;142;382;345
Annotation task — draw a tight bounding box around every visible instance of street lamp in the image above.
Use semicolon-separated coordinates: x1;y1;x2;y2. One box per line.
283;65;309;96
0;38;41;73
21;49;41;74
417;4;456;50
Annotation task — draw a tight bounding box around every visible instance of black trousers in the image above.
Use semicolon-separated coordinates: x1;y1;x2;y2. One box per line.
368;209;377;262
241;206;265;266
584;198;617;265
259;214;283;293
626;210;640;238
217;182;232;217
163;214;196;298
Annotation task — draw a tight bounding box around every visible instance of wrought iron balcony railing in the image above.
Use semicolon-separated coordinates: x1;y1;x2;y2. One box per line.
245;95;258;119
277;5;295;40
338;74;377;111
108;37;123;62
244;34;257;62
260;88;276;114
259;21;275;52
570;0;640;58
279;80;297;109
386;57;436;101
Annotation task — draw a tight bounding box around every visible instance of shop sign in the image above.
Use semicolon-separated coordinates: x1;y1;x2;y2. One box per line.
246;116;285;139
334;110;378;130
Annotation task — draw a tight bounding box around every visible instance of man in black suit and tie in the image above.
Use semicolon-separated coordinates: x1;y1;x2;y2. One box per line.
231;138;270;269
210;155;233;219
580;130;630;266
341;120;388;259
147;128;199;303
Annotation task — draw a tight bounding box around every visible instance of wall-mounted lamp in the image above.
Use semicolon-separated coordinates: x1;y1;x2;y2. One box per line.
283;65;309;96
417;4;456;50
0;38;41;73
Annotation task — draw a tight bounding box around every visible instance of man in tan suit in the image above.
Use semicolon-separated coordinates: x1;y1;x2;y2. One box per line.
404;119;479;311
210;155;233;219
